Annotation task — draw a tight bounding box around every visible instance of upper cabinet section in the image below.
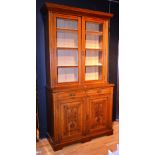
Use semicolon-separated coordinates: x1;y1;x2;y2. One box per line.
43;2;113;88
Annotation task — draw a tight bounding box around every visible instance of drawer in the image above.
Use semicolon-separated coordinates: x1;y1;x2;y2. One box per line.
86;88;112;96
55;90;85;100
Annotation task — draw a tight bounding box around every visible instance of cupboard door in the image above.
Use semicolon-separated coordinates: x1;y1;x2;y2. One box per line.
53;14;82;85
82;17;109;83
59;98;84;142
87;94;112;134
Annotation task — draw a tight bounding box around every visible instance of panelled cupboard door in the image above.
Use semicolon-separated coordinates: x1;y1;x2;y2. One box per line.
87;94;111;134
52;13;82;86
59;98;85;142
82;17;109;83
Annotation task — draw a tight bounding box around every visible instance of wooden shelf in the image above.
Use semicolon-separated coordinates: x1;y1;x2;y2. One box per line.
57;66;78;68
57;27;78;32
86;31;103;35
85;64;102;67
57;47;78;50
86;48;102;51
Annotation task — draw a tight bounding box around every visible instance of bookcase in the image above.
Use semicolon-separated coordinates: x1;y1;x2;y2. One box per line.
43;2;114;150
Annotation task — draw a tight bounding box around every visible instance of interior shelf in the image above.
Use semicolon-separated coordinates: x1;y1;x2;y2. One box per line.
86;31;103;35
85;64;102;67
57;27;78;32
86;48;102;51
57;47;78;50
57;66;78;68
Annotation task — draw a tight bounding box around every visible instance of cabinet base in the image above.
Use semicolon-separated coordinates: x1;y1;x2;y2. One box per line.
47;129;113;151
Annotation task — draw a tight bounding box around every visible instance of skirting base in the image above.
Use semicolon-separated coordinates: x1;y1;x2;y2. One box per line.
47;129;113;151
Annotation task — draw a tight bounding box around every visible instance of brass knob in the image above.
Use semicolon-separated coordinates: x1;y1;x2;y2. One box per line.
69;93;75;97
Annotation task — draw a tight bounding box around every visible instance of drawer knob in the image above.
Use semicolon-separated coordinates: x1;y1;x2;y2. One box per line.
69;93;76;97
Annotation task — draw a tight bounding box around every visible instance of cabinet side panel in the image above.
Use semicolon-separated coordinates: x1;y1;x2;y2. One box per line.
44;12;51;86
45;11;57;87
107;87;114;128
46;89;54;138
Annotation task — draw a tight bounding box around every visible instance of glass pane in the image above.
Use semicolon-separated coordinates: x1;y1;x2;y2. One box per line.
86;34;102;49
86;50;102;66
57;31;78;48
85;66;101;81
85;21;103;81
57;18;78;30
58;68;78;83
86;22;102;32
57;49;78;66
56;17;79;84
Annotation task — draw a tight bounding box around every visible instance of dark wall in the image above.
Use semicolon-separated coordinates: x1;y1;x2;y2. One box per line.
108;2;119;120
36;0;47;138
36;0;119;138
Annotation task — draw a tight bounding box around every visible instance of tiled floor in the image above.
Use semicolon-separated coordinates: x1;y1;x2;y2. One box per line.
36;121;119;155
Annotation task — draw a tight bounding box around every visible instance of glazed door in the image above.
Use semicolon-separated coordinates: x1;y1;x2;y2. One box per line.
59;98;85;142
87;94;112;135
52;13;82;87
82;17;109;83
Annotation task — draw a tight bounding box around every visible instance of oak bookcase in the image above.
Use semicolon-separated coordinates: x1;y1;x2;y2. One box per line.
42;2;114;150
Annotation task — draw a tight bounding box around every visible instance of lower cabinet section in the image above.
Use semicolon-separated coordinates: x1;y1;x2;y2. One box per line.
47;86;113;151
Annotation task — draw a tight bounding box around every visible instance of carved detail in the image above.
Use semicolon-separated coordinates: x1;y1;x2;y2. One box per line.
63;103;81;136
91;100;107;129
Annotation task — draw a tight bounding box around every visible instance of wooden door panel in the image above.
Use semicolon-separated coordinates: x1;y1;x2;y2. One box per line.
88;95;110;134
59;98;84;141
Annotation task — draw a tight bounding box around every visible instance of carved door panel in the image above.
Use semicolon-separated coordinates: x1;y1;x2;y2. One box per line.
87;95;111;134
59;98;84;142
